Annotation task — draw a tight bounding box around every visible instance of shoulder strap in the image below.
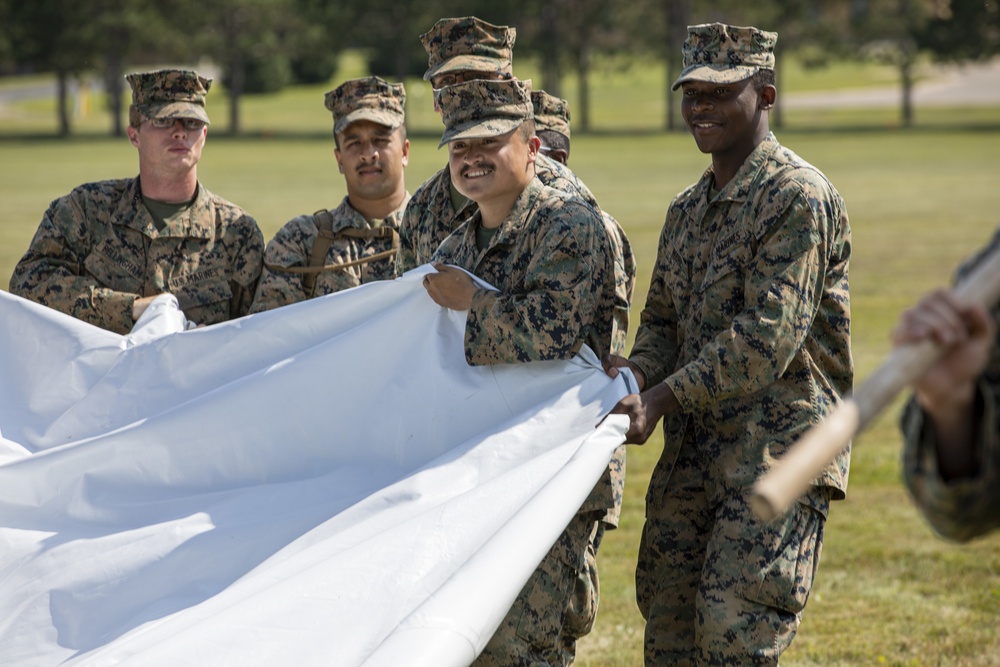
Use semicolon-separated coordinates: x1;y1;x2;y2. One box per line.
303;209;337;297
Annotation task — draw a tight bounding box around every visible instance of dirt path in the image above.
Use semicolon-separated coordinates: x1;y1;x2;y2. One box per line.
782;58;1000;109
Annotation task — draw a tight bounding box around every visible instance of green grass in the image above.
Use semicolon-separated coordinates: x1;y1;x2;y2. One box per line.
2;66;1000;666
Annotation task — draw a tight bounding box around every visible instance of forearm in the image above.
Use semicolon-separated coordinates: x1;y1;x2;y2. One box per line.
921;381;981;480
11;259;135;333
248;267;308;314
464;286;592;364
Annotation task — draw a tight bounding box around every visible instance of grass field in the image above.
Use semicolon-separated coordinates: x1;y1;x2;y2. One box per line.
2;58;1000;666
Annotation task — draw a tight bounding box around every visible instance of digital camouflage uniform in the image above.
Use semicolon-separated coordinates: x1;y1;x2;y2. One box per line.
531;89;637;357
902;227;1000;542
9;70;263;335
251;77;408;313
629;25;852;666
250;197;408;313
395;154;600;271
432;78;618;667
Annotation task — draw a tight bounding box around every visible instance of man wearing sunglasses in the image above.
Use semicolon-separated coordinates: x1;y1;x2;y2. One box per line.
10;69;264;334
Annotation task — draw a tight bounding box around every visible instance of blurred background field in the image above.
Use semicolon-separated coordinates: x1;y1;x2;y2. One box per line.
2;45;1000;667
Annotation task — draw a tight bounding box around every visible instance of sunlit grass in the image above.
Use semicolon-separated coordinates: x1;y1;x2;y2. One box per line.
2;64;1000;666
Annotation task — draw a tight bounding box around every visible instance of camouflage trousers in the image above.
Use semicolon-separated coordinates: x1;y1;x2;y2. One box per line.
637;441;831;666
473;512;604;667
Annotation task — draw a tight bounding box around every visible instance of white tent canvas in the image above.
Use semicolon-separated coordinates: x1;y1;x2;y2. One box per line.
0;267;631;667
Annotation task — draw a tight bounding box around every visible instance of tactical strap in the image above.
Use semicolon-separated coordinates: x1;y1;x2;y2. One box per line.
266;209;400;298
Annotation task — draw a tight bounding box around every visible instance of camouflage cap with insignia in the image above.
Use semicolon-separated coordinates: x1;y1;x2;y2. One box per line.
531;90;570;140
671;23;777;91
324;76;406;136
126;69;212;127
436;78;532;148
421;16;516;82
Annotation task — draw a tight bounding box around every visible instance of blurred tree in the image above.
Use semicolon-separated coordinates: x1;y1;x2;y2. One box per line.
287;0;347;85
6;0;97;136
481;0;639;133
847;0;957;126
187;0;304;134
93;0;182;138
916;0;1000;61
331;0;471;82
0;0;14;73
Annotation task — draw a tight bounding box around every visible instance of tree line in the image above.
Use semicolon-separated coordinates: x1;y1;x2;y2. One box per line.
0;0;997;136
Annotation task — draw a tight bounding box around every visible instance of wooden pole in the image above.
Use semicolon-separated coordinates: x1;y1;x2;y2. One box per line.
751;243;1000;521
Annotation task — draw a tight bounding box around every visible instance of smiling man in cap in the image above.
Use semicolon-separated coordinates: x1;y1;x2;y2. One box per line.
394;16;609;278
250;76;410;312
602;23;852;665
10;68;263;333
423;76;617;667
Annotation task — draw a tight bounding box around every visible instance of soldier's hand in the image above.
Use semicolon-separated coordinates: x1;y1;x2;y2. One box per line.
601;354;646;391
601;383;679;444
132;295;158;322
892;287;994;413
423;263;477;310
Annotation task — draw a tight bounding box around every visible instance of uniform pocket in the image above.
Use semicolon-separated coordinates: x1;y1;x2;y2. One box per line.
169;274;233;325
84;244;144;294
737;497;825;615
514;516;598;648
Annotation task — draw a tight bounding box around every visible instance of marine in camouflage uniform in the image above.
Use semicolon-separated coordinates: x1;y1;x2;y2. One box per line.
250;77;410;313
531;89;636;357
394;17;605;277
605;24;852;665
901;227;1000;542
424;78;617;667
9;69;263;334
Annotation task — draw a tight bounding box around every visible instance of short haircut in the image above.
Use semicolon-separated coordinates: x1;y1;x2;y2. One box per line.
536;129;569;159
515;118;536;143
751;68;775;92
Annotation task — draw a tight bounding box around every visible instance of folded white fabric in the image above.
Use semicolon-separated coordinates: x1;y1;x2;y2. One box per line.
0;268;630;667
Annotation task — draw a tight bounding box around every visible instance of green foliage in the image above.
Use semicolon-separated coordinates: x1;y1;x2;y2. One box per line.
223;54;293;94
917;0;1000;62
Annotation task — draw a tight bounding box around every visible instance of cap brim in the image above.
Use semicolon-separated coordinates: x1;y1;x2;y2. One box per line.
334;110;403;136
438;117;523;148
423;55;511;82
670;65;759;91
144;101;211;125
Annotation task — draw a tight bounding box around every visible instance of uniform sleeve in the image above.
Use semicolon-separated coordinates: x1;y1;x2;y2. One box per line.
394;196;423;276
229;214;264;318
628;208;682;385
249;219;312;314
464;207;610;365
665;183;838;412
9;196;135;334
901;382;1000;542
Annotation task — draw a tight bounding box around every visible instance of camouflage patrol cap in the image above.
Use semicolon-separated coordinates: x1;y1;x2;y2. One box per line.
324;76;406;136
531;90;570;140
671;23;777;91
126;69;212;126
437;78;532;148
421;17;516;82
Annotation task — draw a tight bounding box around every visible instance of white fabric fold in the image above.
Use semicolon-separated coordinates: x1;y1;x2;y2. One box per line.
0;266;629;667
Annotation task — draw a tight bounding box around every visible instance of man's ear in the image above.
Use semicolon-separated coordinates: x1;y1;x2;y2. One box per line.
549;148;569;166
526;135;541;161
760;84;777;110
